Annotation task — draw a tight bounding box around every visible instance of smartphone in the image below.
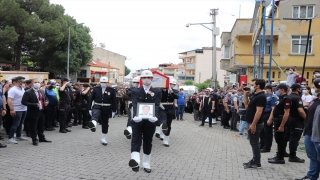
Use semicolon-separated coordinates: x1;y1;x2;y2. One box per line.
243;87;250;91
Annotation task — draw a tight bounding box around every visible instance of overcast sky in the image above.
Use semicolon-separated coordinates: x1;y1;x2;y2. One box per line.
50;0;256;74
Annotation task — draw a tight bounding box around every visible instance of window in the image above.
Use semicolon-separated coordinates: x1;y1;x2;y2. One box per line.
278;72;281;78
266;71;269;78
293;6;314;18
253;40;271;54
307;72;309;79
291;36;312;54
272;71;275;78
222;45;230;59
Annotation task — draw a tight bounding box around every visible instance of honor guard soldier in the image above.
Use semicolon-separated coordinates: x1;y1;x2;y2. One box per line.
158;79;178;147
88;76;117;146
128;70;162;173
231;89;243;131
58;78;73;133
124;76;140;139
268;83;289;164
283;83;307;163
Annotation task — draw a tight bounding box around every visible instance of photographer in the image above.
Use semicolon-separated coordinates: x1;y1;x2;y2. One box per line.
283;67;299;87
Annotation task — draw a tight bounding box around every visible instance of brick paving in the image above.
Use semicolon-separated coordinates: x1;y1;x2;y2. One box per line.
0;113;309;180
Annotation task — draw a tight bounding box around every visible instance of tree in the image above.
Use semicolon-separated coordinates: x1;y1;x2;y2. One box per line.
194;83;208;92
184;80;193;85
0;0;93;73
125;65;131;76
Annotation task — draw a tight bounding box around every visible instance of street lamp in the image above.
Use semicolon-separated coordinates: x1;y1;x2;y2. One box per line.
67;23;84;79
186;8;219;89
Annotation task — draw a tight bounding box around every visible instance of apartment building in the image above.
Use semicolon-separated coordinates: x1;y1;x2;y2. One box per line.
220;0;320;84
178;47;224;85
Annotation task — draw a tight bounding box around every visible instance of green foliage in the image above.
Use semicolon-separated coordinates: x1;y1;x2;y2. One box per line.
194;83;208;92
184;80;193;85
125;65;131;76
0;0;93;73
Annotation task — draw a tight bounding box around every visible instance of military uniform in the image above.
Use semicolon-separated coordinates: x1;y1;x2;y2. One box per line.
284;93;306;162
58;86;72;133
238;94;247;135
88;85;116;135
158;88;178;146
129;85;162;173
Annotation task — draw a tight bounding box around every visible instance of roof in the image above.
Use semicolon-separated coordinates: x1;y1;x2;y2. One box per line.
163;64;184;69
88;60;119;70
179;47;221;54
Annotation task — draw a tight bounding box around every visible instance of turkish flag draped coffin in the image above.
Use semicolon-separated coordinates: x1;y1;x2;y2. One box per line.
139;71;170;88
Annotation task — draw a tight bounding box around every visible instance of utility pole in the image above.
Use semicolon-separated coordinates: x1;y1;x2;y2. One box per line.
210;8;219;89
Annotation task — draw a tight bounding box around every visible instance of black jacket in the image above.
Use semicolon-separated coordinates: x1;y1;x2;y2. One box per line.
90;85;117;112
131;86;162;118
21;88;48;115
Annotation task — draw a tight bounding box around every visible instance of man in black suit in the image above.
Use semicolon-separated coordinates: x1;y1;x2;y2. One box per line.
21;78;52;146
129;70;162;173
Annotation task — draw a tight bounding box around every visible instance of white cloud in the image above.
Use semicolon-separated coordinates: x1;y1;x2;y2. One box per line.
50;0;255;71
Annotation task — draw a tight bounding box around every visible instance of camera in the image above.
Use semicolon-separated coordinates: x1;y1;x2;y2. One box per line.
243;87;250;91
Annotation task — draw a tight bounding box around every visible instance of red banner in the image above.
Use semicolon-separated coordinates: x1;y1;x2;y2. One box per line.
239;75;247;85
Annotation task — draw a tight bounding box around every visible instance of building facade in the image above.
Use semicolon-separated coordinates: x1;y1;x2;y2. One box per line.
92;47;126;82
179;47;224;85
221;0;320;85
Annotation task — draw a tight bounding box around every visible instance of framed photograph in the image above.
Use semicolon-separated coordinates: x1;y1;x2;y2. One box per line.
137;103;155;119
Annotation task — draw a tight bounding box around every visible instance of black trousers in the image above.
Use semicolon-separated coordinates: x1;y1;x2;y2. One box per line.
159;107;174;136
73;103;82;124
259;113;273;151
201;108;212;126
29;110;45;142
45;106;56;128
273;119;286;159
284;117;304;156
59;103;71;130
81;106;89;127
222;110;231;127
231;111;239;130
131;120;156;155
91;106;111;134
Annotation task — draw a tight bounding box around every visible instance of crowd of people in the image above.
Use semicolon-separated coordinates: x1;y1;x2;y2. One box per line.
177;69;320;180
0;76;134;147
0;67;320;179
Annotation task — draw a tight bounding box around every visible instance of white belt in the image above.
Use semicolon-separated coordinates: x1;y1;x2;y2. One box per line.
95;103;111;106
161;102;173;105
239;108;246;111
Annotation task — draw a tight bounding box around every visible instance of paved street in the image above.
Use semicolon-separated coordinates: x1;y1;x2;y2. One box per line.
0;113;309;180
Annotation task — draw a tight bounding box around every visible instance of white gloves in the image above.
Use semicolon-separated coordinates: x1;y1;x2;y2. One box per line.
148;117;158;123
112;112;116;118
174;104;178;107
89;110;92;116
132;116;142;123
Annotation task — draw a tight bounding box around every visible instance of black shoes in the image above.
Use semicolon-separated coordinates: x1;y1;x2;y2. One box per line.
129;159;139;172
289;156;305;163
59;129;67;133
82;126;89;129
39;139;52;143
199;124;204;127
260;149;270;153
155;133;160;138
268;156;285;164
243;159;261;169
284;151;289;157
144;168;151;173
209;125;212;128
88;121;96;132
223;126;230;129
64;128;71;132
32;141;38;146
124;129;131;139
44;128;54;131
0;143;7;148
